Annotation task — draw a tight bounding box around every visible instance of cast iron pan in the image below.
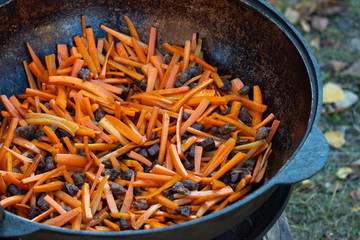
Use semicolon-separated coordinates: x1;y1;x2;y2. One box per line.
0;0;329;239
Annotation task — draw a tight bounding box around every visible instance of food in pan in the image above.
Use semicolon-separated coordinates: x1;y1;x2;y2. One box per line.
0;15;280;231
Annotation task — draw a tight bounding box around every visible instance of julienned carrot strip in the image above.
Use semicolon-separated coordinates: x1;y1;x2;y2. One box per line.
90;175;109;215
123;15;140;40
146;27;157;63
74;35;98;78
99;117;130;146
146;66;158;92
33;181;65;193
175;106;184;158
82;182;93;221
151;164;175;176
43;125;61;144
158;113;169;164
131;37;147;64
100;24;148;51
136;172;173;182
160;53;180;89
0;117;18;170
146;106;159;140
169;144;188;177
162;43;216;71
266;120;280;143
253;113;275;130
120;173;134;213
212;112;256;136
86;27;101;73
136;174;182;200
128;151;152;167
57;44;69;65
228;185;252;203
26;42;46;73
182;40;191;72
99;42;114;79
194;146;203;174
23;60;38;90
3;146;33;164
43;207;81;227
107;60;145;81
55;154;88;167
32;208;56;222
134;203;162;230
0;95;23;120
0;195;25;208
105;115;145;144
179;98;210;136
174;186;234;199
211;152;247;180
171;78;213;112
70;58;85;77
196;196;225;218
44;195;67;215
164;64;180;89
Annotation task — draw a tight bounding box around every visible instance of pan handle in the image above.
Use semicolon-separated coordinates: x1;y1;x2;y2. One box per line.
0;210;41;237
271;127;329;185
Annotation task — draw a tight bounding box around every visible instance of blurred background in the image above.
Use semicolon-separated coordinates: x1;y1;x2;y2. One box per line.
264;0;360;239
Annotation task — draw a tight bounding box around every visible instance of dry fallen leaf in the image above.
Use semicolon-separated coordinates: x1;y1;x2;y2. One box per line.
328;60;348;72
349;159;360;170
284;7;301;24
335;167;354;179
335;90;359;112
349;187;359;201
341;62;360;78
310;36;321;50
325;130;345;148
311;16;329;31
300;19;311;32
351;205;360;212
323;82;345;103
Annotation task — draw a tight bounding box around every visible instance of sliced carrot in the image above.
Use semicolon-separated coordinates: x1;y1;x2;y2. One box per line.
169;144;188;178
120;173;134;213
123;15;140;40
43;207;81;227
86;27;101;72
146;27;157;64
74;35;98;78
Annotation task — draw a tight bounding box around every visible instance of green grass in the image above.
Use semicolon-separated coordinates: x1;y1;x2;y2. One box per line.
265;0;360;239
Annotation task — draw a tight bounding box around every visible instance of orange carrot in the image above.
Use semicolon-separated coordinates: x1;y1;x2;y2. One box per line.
26;42;46;73
43;207;81;227
82;182;93;221
194;146;203;174
146;66;158;92
134;203;162;229
74;35;98;78
146;27;157;64
266;120;280;143
86;27;101;72
253;113;275;130
57;44;69;65
171;78;213;112
120;173;134;213
131;37;147;64
55;154;88;167
136;174;182;200
182;40;191;72
123;15;140;40
169;144;188;177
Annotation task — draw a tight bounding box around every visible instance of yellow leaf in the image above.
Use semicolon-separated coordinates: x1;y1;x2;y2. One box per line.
323;82;345;103
335;167;354;179
324;131;345;148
